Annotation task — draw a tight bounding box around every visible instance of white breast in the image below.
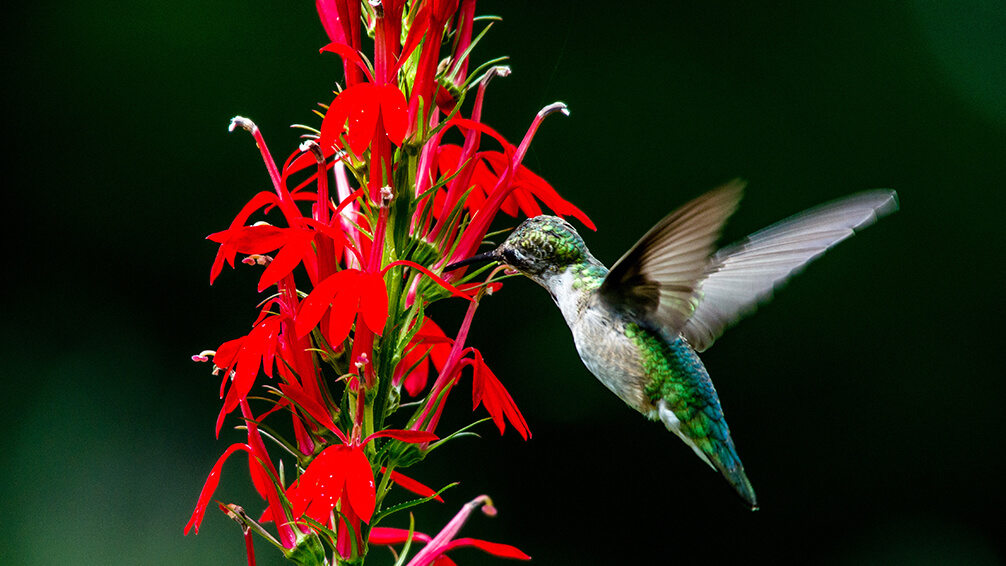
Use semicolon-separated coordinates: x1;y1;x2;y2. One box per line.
542;267;650;412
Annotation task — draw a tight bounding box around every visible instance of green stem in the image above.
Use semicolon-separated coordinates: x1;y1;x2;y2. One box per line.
372;461;396;527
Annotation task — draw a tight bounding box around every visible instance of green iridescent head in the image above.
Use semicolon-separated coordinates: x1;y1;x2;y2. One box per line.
495;215;591;276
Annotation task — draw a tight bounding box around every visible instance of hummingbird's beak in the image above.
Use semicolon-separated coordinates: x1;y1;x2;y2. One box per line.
443;249;500;272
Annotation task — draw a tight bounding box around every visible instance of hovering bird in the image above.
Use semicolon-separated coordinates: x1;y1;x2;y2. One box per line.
445;180;898;509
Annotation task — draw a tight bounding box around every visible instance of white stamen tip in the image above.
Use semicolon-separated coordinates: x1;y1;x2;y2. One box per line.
539;102;569;118
229;116;256;133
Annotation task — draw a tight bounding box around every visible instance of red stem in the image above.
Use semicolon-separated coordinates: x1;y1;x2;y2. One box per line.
413;297;480;433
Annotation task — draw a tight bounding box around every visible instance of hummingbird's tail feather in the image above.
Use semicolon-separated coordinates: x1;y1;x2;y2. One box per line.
657;399;758;510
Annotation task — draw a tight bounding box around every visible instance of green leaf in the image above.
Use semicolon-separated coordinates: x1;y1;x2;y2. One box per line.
391;513;418;566
372;483;459;525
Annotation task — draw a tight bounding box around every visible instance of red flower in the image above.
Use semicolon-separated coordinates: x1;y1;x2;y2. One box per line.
208;224;322;292
212;312;285;435
434;142;592;225
184;443;255;535
186;401;297;549
288;445;376;524
319;82;408;157
424;112;594;268
295;268;389;345
207;191;286;284
396;317;453;396
469;350;531;440
261;430;438;527
403;0;460;136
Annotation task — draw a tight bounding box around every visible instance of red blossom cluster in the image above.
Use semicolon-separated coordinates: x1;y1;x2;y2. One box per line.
185;1;591;565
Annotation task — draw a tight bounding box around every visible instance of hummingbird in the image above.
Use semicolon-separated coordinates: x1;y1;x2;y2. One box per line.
445;180;898;509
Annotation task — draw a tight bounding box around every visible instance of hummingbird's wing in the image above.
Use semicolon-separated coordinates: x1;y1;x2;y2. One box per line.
681;189;899;352
598;180;745;335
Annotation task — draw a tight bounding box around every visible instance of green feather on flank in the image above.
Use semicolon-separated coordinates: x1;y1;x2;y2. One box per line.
628;323;758;509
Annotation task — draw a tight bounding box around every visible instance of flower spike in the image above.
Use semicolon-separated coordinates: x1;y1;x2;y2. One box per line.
193;3;590;562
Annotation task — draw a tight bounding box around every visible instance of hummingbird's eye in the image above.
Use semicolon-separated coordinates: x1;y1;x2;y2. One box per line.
500;247;520;266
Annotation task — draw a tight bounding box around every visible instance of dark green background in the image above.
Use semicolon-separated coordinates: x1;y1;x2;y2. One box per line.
4;1;1004;564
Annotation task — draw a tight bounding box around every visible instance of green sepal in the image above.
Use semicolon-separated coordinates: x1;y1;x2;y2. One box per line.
283;528;328;566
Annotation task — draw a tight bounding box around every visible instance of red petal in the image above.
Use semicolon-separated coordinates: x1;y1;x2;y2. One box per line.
377;84;408;145
217;321;276;435
320;42;374;83
184;443;252;534
345;447;376;523
448;538;531;560
446;118;513;157
280;381;340;436
326;281;360;346
257;229;315;292
296;270;356;338
320;84;382;157
358;272;389;336
207;225;290;253
368;527;432;545
471;350;531;440
379;468;443;502
212;337;245;370
414;317;452;344
266;477;307;523
301;446;348;523
315;0;346;44
403;353;430;396
382;260;474;302
394;5;429;76
208;191;284;283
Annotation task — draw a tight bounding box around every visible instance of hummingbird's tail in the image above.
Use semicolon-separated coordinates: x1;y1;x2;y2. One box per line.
656;398;758;510
635;328;758;507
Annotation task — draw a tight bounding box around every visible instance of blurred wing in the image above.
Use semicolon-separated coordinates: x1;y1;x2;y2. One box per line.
598;180;745;335
681;189;899;352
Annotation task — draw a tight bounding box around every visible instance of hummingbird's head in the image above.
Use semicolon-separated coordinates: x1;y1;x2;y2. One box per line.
494;215;591;277
444;216;600;288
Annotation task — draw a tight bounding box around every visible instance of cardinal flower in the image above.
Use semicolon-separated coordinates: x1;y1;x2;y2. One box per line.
395;316;453;396
260;429;438;560
318;82;408;157
295;268;389;346
469;350;530;440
